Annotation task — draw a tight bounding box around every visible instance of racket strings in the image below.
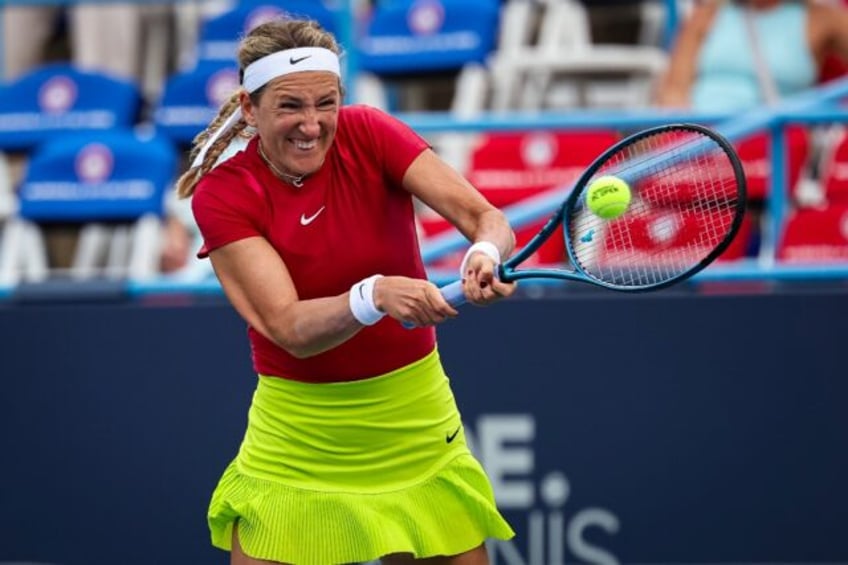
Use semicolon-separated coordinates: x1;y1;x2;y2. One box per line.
569;129;742;287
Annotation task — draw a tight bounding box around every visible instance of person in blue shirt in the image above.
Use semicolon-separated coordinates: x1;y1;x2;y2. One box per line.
655;0;848;112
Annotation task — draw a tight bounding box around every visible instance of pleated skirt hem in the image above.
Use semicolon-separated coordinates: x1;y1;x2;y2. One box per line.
208;452;515;564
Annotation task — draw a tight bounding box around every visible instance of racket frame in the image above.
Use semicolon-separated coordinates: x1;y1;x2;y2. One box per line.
496;123;748;292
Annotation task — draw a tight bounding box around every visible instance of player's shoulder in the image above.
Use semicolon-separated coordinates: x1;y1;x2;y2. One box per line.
194;144;263;204
340;103;388;119
195;156;246;194
339;103;398;130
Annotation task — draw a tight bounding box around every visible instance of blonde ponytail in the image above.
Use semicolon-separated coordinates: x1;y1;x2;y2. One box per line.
176;93;253;199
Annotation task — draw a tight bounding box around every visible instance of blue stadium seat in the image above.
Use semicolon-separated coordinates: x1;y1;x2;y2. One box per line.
358;0;500;75
19;130;176;222
0;63;142;152
154;61;240;146
0;129;179;284
196;1;338;63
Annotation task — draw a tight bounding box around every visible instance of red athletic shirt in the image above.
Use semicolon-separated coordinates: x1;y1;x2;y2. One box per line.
192;104;436;382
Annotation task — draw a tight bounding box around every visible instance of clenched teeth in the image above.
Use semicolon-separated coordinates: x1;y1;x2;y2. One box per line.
293;139;317;150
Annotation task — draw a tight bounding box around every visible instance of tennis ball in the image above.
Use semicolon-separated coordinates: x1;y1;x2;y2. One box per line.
586;175;631;220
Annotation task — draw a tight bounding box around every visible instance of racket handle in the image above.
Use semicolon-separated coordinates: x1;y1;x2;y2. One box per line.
401;280;467;329
439;279;467;307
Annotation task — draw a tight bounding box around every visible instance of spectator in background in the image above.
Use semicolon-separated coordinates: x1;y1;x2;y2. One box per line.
818;0;848;82
159;198;194;274
654;0;848;112
654;0;848;260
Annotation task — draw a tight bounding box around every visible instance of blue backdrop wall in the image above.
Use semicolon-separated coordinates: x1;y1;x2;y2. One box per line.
1;288;846;565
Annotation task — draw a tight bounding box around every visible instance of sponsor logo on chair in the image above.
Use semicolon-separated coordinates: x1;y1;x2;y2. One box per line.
39;76;77;114
75;144;114;184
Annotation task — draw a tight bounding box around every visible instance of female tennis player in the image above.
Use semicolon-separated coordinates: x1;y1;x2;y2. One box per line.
176;17;516;565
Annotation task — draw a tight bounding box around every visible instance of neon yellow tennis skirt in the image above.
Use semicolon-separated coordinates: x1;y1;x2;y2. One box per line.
208;348;514;564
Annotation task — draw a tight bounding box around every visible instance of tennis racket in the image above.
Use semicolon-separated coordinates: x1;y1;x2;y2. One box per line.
440;122;747;305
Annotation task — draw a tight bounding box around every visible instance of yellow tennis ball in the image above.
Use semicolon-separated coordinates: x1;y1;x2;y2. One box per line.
586;175;632;220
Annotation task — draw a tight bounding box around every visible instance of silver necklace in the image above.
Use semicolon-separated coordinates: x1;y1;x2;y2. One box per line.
258;142;305;188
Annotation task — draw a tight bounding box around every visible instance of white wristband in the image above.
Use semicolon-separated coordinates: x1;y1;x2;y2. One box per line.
349;274;385;326
459;241;501;278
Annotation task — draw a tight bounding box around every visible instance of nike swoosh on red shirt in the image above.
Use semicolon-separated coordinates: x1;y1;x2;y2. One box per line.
300;206;325;226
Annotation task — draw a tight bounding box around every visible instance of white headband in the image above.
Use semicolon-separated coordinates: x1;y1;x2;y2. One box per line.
191;47;341;169
243;47;340;93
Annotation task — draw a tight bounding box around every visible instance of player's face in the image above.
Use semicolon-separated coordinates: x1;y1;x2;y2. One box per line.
246;72;341;178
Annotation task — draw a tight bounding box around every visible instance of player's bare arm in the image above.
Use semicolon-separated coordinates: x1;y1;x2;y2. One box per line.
401;149;517;304
209;236;362;358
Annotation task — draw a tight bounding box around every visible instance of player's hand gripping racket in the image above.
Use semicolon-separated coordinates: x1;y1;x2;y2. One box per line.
440;123;747;305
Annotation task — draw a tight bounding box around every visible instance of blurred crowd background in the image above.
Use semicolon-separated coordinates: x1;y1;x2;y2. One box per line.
0;0;847;291
2;3;848;564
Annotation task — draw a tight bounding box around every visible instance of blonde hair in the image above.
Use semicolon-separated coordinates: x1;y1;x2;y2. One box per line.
176;18;342;198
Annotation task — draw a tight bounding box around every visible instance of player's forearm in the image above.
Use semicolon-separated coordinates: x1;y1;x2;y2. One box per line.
266;295;363;358
470;208;516;260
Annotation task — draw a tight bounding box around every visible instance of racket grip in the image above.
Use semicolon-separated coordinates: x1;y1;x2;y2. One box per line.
439;279;467;307
401;280;467;329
